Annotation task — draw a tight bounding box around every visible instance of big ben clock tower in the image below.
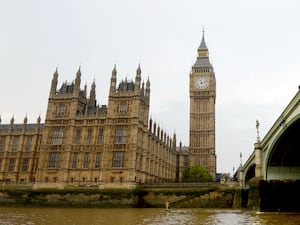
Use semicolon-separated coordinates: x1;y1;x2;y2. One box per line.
189;31;216;179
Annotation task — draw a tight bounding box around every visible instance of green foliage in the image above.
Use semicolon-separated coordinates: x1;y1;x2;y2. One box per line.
182;165;213;182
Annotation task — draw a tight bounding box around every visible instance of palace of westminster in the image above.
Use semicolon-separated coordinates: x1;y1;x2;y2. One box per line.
0;33;216;188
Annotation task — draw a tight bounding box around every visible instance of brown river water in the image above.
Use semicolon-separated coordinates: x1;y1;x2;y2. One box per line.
0;207;299;225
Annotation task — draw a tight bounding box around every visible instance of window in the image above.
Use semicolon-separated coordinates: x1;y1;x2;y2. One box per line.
87;128;92;145
12;136;19;151
183;155;188;167
75;128;81;145
8;158;15;171
97;128;104;145
95;152;101;168
52;128;63;145
58;104;65;116
83;153;89;168
22;158;29;171
0;158;2;170
72;152;78;168
25;136;32;152
115;127;126;144
119;102;127;113
48;152;60;168
112;151;125;168
0;136;5;151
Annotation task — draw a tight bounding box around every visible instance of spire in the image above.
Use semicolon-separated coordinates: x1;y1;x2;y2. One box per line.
10;115;14;125
194;29;211;67
89;79;96;105
198;29;208;50
145;76;150;97
24;114;28;124
72;66;82;97
37;114;41;124
110;64;117;94
112;64;117;78
141;81;145;96
135;64;141;92
75;66;81;84
136;63;141;77
50;67;59;96
76;66;81;78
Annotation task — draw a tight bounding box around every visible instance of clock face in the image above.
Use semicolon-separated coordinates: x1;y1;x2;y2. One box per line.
195;76;209;89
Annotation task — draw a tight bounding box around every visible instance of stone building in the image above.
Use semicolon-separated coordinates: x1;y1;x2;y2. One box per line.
0;116;43;183
189;32;217;178
0;65;182;188
0;34;216;188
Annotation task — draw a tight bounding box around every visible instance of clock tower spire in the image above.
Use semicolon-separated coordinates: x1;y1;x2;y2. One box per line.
189;31;216;179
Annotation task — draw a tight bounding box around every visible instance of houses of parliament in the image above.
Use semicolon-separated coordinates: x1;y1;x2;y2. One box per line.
0;33;216;188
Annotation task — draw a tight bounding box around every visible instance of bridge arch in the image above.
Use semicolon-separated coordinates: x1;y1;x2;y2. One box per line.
244;163;255;188
264;116;300;180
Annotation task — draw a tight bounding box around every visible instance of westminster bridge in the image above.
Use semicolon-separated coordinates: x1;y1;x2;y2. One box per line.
240;87;300;211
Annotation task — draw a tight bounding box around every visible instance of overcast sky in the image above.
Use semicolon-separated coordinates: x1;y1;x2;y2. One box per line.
0;0;299;174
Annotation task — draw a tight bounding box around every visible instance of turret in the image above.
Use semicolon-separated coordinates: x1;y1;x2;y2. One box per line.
10;115;14;132
87;80;97;114
140;82;145;97
110;65;117;94
10;115;14;126
23;114;28;132
134;64;141;93
50;68;58;96
173;133;176;149
145;77;150;103
73;66;81;97
89;80;96;106
149;117;153;131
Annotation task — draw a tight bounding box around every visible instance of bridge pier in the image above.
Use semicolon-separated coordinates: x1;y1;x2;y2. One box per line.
246;179;300;212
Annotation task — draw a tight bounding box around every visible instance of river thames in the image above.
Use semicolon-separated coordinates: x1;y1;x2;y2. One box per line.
0;207;299;225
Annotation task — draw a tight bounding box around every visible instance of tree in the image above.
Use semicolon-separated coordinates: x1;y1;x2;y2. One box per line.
182;165;213;182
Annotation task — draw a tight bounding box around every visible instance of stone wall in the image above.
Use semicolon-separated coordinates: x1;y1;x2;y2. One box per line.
0;186;243;208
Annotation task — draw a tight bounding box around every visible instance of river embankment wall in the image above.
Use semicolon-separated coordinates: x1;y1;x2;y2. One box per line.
0;183;247;208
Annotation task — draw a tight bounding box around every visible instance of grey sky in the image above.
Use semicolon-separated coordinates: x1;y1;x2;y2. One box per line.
1;0;299;174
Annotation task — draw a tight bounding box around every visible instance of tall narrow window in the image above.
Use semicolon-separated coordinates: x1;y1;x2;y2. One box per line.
183;155;188;167
8;158;15;171
48;152;60;168
12;136;19;151
119;102;127;113
22;158;29;171
87;128;92;145
115;127;126;144
83;153;89;168
75;128;81;145
0;136;5;151
112;151;125;168
95;152;101;168
97;128;104;145
0;158;2;170
25;136;32;152
58;104;65;116
72;152;78;168
52;128;63;145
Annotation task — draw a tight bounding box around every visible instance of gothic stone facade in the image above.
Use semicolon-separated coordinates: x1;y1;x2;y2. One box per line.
0;65;180;188
189;33;216;179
